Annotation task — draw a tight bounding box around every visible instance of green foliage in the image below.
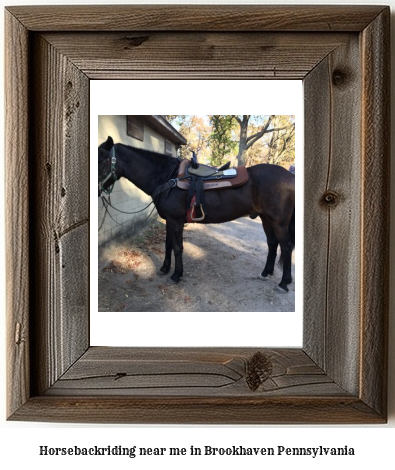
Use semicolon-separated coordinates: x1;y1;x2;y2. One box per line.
208;115;237;166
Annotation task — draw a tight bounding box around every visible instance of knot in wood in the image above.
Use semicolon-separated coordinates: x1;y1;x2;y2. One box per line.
123;35;149;49
321;190;340;208
246;351;273;391
332;68;348;87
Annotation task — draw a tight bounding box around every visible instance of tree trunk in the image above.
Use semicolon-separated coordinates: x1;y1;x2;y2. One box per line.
237;116;249;166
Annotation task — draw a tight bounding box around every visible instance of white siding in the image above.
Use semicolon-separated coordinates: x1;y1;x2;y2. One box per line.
98;115;178;246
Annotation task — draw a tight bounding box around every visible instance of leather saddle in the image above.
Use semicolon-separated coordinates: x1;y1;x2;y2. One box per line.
176;158;249;222
177;159;248;191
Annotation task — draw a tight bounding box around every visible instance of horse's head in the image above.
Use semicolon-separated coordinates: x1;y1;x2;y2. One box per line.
98;136;117;196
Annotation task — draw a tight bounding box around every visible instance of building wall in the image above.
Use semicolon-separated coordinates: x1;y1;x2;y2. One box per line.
98;115;178;247
98;115;178;156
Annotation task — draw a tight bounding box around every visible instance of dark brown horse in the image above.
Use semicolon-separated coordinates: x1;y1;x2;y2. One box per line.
99;136;295;292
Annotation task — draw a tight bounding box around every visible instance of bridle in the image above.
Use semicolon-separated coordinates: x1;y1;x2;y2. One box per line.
99;145;182;198
98;146;117;196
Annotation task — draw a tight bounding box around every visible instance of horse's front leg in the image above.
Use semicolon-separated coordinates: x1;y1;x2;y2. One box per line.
159;222;172;275
168;218;184;283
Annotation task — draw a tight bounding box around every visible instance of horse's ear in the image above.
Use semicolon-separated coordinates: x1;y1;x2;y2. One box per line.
99;136;114;151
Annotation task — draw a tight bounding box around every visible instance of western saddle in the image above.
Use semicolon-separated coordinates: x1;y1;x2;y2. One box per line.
177;152;249;222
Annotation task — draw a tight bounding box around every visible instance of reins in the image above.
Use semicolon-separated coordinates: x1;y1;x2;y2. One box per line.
99;195;156;232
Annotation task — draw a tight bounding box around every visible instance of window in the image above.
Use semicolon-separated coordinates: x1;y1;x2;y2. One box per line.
127;116;144;141
165;139;173;155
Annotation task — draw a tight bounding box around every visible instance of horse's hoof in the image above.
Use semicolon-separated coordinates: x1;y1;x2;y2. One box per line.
258;273;270;281
159;267;170;276
170;274;182;283
275;285;288;294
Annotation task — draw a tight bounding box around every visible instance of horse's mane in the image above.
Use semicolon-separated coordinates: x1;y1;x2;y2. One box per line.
118;143;178;163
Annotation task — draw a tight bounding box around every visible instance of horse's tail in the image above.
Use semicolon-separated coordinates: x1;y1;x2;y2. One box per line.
279;208;295;266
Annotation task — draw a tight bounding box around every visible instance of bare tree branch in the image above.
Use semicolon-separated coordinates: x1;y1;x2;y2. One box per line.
244;115;275;150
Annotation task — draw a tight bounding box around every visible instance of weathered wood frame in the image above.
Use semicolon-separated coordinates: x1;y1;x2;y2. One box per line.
5;5;390;424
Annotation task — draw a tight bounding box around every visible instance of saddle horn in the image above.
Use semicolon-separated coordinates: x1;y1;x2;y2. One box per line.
217;161;231;171
191;150;199;169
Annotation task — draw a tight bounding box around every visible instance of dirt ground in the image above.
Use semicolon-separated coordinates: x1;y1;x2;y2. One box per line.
98;217;295;312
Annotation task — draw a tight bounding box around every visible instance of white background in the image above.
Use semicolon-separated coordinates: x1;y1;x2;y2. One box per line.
1;1;394;469
91;80;304;347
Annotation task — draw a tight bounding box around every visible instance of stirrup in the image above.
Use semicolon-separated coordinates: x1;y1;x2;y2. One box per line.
190;203;205;221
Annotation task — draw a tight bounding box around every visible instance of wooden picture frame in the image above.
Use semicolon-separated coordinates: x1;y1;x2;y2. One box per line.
5;5;390;424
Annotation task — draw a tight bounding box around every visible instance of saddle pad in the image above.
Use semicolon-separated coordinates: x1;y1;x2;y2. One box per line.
177;159;249;191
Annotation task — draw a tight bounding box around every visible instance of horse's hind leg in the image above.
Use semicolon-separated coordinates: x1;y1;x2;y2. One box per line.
273;224;294;292
159;223;172;275
259;216;278;280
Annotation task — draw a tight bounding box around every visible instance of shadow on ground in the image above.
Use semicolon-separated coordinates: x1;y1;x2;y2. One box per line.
98;217;295;312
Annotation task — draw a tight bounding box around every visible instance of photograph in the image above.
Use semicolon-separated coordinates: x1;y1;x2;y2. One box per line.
98;115;296;313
